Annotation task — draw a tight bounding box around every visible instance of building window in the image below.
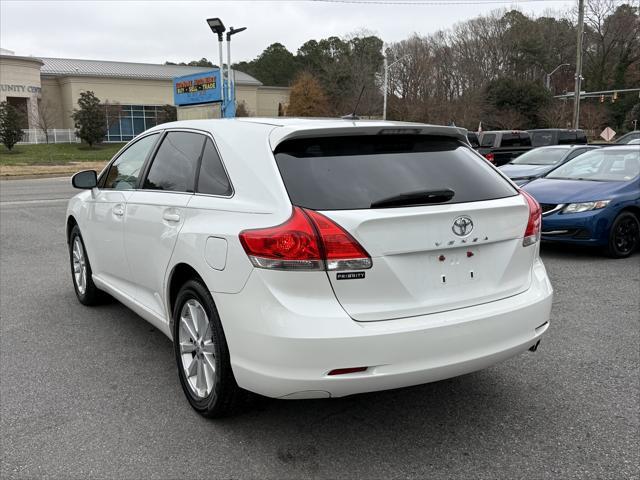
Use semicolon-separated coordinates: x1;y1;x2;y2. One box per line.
104;104;164;143
6;97;29;128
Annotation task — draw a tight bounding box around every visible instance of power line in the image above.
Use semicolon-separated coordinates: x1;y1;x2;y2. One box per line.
308;0;573;5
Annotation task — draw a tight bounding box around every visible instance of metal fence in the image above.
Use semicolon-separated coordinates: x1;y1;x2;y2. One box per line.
18;129;80;144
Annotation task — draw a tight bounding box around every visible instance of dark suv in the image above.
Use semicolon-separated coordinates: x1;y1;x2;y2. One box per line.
528;129;588;147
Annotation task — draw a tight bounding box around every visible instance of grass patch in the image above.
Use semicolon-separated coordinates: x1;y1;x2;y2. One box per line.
0;142;125;166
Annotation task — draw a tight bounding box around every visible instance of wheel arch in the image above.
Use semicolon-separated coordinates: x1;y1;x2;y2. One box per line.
618;205;640;222
66;215;78;244
166;262;209;337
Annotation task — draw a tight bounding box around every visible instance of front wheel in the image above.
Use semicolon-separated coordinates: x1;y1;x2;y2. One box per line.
173;280;245;417
69;225;103;305
605;212;640;258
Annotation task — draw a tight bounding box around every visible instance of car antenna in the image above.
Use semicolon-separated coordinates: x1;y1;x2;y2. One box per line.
341;86;365;120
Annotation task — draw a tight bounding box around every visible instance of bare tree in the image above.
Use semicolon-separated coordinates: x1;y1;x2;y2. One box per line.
31;99;56;143
580;103;609;138
539;100;572;128
488;108;528;129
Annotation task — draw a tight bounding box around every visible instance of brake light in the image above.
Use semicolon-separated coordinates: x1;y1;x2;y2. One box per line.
239;207;372;271
521;190;541;247
303;209;372;271
484;152;495;164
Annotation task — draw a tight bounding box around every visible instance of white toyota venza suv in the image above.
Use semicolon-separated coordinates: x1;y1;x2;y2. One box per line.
66;119;553;417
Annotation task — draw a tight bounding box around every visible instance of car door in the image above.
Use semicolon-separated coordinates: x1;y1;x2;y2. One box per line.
85;132;161;291
123;130;207;317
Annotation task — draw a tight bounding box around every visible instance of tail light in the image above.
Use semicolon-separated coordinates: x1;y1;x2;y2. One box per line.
484;152;495;164
239;207;372;271
521;190;541;247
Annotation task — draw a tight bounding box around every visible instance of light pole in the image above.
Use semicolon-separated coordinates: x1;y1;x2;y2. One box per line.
206;18;226;114
573;0;585;129
382;54;410;120
226;26;247;113
545;63;570;91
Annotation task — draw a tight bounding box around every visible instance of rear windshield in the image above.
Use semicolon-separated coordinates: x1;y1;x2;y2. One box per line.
480;133;495;147
274;135;517;210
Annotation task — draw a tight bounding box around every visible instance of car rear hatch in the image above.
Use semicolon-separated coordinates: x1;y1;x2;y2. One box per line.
271;129;536;321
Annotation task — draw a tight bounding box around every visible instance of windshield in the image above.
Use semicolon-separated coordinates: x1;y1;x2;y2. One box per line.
511;148;568;165
274;135;516;210
546;148;640;182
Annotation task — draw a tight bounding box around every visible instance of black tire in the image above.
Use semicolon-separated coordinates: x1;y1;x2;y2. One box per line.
605;211;640;259
173;279;245;418
68;225;103;305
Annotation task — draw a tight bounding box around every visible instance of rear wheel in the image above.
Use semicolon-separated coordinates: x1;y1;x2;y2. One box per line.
606;212;639;258
173;279;245;417
69;225;103;305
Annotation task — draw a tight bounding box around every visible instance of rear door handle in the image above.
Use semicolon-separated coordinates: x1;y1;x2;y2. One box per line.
163;211;181;223
113;204;125;217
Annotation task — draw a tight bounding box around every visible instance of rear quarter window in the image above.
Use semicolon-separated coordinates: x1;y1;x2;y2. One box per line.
557;131;577;144
531;132;554;147
273;135;517;210
501;133;531;147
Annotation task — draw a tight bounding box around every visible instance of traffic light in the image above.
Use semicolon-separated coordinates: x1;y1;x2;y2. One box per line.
600;95;605;103
612;91;618;103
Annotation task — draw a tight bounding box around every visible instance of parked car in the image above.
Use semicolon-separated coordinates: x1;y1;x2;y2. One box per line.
478;130;533;166
523;146;640;258
467;131;480;148
66;119;552;417
615;130;640;144
527;129;588;147
500;145;600;186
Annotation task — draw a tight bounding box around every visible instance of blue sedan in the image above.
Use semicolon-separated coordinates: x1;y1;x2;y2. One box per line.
500;145;599;186
523;146;640;258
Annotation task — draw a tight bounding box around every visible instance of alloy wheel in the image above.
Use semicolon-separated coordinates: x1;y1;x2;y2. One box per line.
614;216;639;255
72;237;87;295
178;299;216;398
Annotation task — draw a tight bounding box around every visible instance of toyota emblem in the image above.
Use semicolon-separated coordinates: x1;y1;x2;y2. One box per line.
452;216;474;237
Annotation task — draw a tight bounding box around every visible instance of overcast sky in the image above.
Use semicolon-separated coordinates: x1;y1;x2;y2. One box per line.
1;0;575;64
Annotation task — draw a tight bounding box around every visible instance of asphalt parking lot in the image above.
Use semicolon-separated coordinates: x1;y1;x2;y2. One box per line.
1;177;638;480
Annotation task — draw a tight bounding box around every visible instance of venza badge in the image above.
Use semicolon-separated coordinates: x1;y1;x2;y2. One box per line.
452;216;474;237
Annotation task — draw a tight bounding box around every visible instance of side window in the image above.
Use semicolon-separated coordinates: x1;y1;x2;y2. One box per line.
143;131;206;192
566;148;586;160
103;133;159;190
531;132;553;147
197;139;232;196
480;133;495;147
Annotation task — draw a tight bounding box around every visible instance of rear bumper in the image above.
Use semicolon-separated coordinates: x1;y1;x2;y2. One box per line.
214;259;553;399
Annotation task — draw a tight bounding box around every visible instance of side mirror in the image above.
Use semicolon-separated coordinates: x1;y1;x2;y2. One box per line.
72;170;98;189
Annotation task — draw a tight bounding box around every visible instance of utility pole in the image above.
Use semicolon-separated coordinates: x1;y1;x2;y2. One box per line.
382;53;410;121
572;0;585;129
383;55;388;120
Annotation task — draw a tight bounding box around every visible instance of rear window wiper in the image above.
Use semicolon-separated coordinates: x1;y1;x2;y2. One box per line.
370;189;455;208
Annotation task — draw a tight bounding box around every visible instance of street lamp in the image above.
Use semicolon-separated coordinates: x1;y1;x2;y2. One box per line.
226;26;247;103
545;63;570;91
382;53;411;120
206;18;226;109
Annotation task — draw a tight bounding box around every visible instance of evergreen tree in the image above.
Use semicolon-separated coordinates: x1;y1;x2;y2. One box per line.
72;91;106;147
0;101;25;151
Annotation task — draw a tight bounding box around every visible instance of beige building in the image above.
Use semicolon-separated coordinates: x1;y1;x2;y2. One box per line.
0;51;290;142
